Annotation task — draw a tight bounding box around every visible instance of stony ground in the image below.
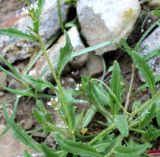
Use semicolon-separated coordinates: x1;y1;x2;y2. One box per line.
0;0;160;157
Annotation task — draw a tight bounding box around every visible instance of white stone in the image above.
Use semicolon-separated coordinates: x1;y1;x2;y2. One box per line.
77;0;141;55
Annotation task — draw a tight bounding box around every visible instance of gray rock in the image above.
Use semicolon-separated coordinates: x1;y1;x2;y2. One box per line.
0;71;7;90
80;53;103;77
44;133;56;148
141;27;160;75
0;0;69;63
69;53;89;70
30;26;86;81
77;0;141;55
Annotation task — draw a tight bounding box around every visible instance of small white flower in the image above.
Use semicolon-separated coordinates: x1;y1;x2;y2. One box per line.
21;7;29;16
30;4;34;10
29;69;36;76
75;84;82;91
47;101;52;106
55;97;59;102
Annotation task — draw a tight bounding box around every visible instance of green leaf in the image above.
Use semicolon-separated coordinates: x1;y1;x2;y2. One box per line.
156;112;160;127
143;125;160;141
110;61;123;114
131;52;156;94
152;8;160;17
0;28;36;41
114;142;149;157
81;105;97;128
24;151;33;157
115;115;128;137
89;81;112;121
140;104;156;128
36;0;45;17
73;40;113;58
57;32;73;76
40;144;59;157
55;135;102;157
2;87;35;97
22;74;54;91
119;39;156;94
3;105;41;152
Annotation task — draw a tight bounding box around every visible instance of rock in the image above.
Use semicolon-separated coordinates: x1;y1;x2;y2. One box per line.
77;0;141;55
149;0;160;7
31;26;86;81
0;71;7;90
0;124;33;157
0;91;5;97
80;54;103;76
20;117;34;130
0;0;69;63
61;76;76;89
140;27;160;75
44;133;56;148
69;53;89;70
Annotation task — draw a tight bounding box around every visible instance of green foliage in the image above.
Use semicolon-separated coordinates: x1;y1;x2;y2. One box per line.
0;28;37;41
115;115;129;137
114;142;150;157
57;32;73;76
40;144;60;157
55;135;102;157
131;52;156;94
110;61;123;114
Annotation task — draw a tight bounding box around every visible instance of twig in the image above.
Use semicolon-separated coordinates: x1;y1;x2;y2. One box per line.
125;64;135;110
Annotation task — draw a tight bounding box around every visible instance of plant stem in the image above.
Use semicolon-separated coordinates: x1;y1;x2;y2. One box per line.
125;64;135;110
89;124;115;145
38;36;75;139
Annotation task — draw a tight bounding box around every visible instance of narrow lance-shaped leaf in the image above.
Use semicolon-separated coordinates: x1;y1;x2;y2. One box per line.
115;115;129;137
36;0;45;17
40;144;59;157
57;32;73;76
110;61;123;115
0;28;37;41
89;81;113;121
140;104;156;128
55;135;102;157
131;52;155;94
3;105;41;152
114;142;150;157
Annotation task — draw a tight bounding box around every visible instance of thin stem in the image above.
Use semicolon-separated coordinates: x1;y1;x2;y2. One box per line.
89;124;115;145
91;79;129;115
38;36;75;139
125;64;135;110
